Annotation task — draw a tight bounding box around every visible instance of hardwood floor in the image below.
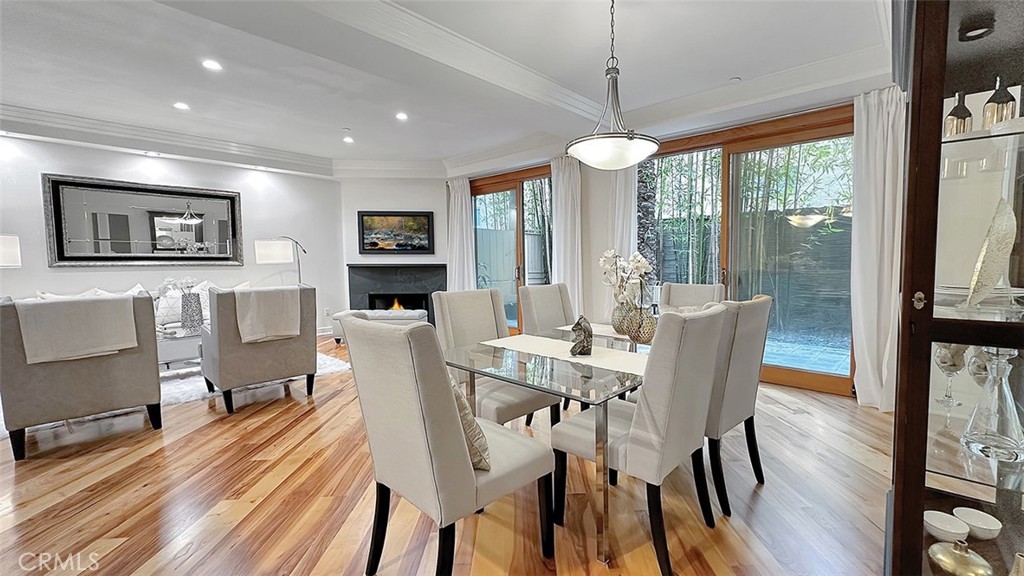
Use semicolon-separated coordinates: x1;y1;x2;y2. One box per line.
0;338;893;575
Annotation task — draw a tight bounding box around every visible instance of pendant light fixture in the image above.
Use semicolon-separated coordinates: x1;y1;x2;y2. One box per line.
165;201;203;225
566;0;659;171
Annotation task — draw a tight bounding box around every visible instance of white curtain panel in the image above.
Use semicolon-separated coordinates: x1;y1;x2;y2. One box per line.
551;156;583;314
605;164;639;315
446;177;476;291
852;85;907;412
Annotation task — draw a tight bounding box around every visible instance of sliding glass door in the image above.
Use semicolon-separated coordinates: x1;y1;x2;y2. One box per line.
472;167;553;331
642;107;855;394
730;136;854;388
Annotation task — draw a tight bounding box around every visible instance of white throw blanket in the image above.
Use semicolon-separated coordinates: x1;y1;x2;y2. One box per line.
235;286;300;343
15;296;138;364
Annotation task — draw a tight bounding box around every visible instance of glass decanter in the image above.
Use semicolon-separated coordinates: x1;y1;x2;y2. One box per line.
961;347;1024;462
934;343;969;407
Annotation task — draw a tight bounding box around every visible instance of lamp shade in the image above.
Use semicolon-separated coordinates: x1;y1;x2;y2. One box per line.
253;239;294;264
0;234;22;268
566;132;660;171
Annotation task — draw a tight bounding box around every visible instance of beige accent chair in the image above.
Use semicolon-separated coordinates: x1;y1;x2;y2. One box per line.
659;282;725;313
705;295;773;518
0;294;161;460
551;305;727;576
432;289;561;428
200;285;317;414
340;314;554;575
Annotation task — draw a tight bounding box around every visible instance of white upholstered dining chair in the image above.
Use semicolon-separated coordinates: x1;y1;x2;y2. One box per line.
705;294;773;517
550;305;727;576
659;282;725;313
519;283;579;411
340;314;554;575
432;289;561;428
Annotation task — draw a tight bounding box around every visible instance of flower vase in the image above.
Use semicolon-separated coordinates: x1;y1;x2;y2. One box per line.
627;305;657;345
611;302;634;335
180;292;203;335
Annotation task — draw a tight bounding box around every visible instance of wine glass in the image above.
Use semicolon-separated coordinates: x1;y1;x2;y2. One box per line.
933;343;968;407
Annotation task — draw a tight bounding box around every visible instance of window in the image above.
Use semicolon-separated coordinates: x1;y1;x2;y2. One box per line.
471;166;553;331
640;106;855;393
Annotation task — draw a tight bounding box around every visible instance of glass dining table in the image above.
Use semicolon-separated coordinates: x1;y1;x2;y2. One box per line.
443;333;644;564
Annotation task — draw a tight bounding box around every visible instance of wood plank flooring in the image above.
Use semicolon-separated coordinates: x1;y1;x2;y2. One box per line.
0;338;894;575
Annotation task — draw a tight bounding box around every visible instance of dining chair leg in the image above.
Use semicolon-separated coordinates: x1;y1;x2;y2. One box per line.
553;449;566;526
306;373;315;396
204;378;215;393
609;469;618;486
366;482;390;575
580;403;589;411
549;404;560;426
562;398;570;411
708;438;731;517
436;523;456;576
537;473;554;558
646;482;672;576
690;447;716;528
222;390;234;414
745;416;765;485
525;413;534;428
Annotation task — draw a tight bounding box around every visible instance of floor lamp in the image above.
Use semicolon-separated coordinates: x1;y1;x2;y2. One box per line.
254;236;307;284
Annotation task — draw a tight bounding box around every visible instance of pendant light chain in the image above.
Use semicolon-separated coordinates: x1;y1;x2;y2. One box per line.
607;0;618;69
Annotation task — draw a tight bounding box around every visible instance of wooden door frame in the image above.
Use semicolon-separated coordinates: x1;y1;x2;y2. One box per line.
470;165;553;333
652;106;856;395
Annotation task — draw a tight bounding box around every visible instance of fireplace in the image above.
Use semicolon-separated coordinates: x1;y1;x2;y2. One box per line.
369;292;429;312
348;264;446;324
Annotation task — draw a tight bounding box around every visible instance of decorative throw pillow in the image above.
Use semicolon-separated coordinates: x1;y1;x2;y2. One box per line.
36;288;106;300
124;283;147;296
192;280;217;321
154;290;182;326
449;375;490;471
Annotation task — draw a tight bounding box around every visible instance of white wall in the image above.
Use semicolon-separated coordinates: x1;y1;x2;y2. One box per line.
579;166;617;321
0;137;344;330
338;177;448;308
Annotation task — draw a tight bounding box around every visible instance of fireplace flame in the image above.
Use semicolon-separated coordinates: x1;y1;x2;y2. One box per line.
389;297;405;311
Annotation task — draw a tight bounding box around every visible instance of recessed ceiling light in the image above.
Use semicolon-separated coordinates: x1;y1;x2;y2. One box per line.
395;112;409;121
729;76;742;83
959;13;995;42
255;165;268;171
202;59;223;71
173;102;190;110
144;151;160;157
343;136;355;144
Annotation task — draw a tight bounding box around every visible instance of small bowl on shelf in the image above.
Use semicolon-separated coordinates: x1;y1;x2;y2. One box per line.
953;507;1002;540
924;511;970;542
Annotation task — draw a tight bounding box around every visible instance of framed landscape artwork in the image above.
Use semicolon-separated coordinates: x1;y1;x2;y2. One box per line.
357;211;434;254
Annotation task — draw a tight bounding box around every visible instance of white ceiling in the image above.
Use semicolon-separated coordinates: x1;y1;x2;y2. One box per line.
0;0;892;177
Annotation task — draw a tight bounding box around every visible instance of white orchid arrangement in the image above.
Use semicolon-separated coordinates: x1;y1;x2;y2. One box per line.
599;249;653;306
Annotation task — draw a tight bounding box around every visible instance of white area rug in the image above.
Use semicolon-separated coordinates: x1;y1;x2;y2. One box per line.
0;352;350;440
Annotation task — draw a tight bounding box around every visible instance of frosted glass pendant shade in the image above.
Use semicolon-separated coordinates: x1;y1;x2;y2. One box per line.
567;132;660;171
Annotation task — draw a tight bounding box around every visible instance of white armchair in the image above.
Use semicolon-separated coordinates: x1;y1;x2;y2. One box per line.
705;295;773;517
432;289;561;428
550;305;727;576
659;282;725;313
340;314;554;575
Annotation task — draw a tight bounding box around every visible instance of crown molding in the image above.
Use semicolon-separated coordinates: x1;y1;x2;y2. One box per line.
443;132;566;179
301;0;604;122
333;159;447;180
0;104;335;177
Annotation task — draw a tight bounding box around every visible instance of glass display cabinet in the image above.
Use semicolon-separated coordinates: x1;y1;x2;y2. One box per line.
888;1;1023;575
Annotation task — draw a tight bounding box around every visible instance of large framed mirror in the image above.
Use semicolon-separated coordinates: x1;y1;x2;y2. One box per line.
42;174;243;267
